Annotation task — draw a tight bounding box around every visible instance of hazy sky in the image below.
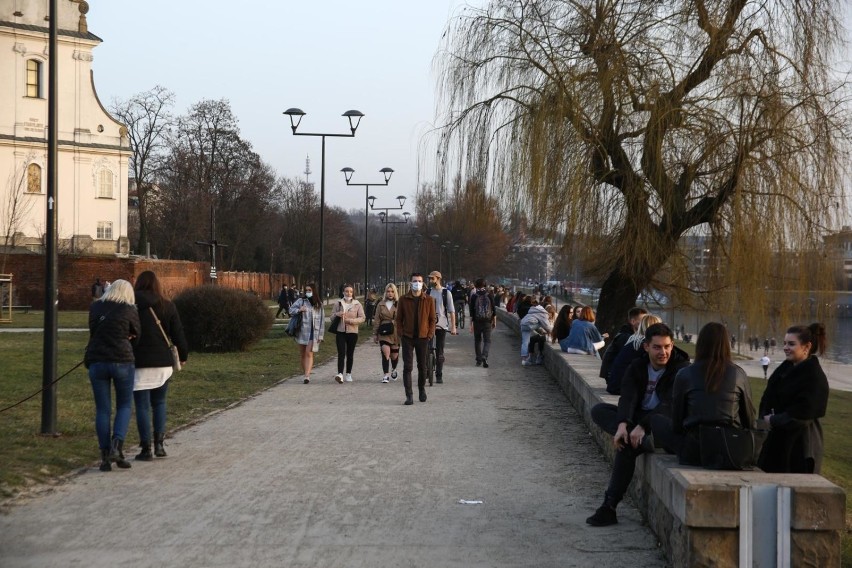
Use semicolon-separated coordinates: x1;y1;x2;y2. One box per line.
87;0;477;214
87;2;851;216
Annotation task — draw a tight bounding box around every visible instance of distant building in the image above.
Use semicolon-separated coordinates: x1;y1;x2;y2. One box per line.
823;225;852;290
0;0;129;255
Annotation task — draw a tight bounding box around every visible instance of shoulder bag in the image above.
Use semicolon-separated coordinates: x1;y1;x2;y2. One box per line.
285;308;303;337
699;424;755;470
327;302;342;334
149;307;181;372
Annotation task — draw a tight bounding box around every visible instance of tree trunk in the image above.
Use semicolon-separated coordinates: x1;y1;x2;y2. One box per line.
595;268;645;338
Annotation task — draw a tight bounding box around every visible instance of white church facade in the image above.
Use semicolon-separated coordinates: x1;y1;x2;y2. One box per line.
0;0;129;255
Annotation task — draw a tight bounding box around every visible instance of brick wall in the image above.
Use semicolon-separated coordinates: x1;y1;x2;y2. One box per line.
1;252;293;310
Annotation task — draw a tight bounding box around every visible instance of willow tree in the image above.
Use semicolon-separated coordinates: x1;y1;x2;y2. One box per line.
436;0;850;333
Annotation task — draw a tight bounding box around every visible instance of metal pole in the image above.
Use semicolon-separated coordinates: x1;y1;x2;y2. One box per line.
41;0;59;434
393;226;397;285
364;186;369;297
319;135;326;300
385;219;389;285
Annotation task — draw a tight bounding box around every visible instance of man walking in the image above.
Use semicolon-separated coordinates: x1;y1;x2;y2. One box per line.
275;284;290;319
468;278;496;368
428;271;457;384
395;273;436;405
586;323;689;526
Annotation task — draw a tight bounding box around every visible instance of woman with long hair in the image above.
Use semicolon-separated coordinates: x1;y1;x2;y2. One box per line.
669;322;755;465
84;279;141;471
331;284;366;383
288;282;325;383
373;283;401;383
551;305;573;344
560;305;608;356
605;314;662;395
758;323;829;473
132;271;188;460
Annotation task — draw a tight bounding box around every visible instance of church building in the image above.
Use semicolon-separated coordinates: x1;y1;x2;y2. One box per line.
0;0;129;255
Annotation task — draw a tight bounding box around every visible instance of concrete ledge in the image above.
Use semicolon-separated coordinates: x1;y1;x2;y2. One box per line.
497;308;845;567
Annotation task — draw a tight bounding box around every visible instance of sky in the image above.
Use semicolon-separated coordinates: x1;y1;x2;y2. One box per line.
86;0;479;214
87;1;852;217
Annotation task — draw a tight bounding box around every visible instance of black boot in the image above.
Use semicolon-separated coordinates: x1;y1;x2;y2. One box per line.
99;448;112;472
154;432;167;457
135;442;154;462
586;493;619;526
110;437;132;469
419;387;427;402
404;393;414;405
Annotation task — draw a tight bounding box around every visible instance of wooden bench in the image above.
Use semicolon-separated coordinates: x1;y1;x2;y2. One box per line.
497;308;845;567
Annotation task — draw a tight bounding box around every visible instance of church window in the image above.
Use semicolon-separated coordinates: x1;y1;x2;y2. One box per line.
26;60;42;98
98;170;114;198
96;221;113;240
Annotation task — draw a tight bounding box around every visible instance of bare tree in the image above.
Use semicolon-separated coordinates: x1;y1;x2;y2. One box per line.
110;86;175;253
0;166;36;272
436;0;851;332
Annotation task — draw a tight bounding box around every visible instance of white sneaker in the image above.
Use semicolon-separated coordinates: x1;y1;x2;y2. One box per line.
381;376;389;383
522;358;532;366
335;373;344;384
391;369;398;380
345;374;353;382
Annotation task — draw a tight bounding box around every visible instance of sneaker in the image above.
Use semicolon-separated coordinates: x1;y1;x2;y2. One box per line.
482;360;489;368
391;369;398;380
476;360;482;367
345;374;353;383
335;373;344;384
586;505;618;526
303;377;310;384
522;358;532;366
381;376;390;383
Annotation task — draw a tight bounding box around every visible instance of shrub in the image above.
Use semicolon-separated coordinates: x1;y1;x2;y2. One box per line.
173;285;273;352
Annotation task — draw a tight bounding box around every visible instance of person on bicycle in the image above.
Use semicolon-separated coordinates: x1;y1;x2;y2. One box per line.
395;272;436;405
428;271;457;384
452;280;467;326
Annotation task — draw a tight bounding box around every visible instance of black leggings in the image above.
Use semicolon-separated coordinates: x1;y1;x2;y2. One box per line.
336;332;358;374
380;341;400;373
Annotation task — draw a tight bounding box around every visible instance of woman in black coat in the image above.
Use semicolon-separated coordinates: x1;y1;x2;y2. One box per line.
758;323;829;474
85;279;141;471
132;271;188;461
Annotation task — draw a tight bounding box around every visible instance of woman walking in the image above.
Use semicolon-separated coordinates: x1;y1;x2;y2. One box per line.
84;279;141;472
331;284;366;383
289;283;325;383
132;271;188;461
373;283;400;383
758;323;829;473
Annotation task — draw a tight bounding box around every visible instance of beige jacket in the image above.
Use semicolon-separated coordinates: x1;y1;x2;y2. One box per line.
372;300;399;345
332;299;365;334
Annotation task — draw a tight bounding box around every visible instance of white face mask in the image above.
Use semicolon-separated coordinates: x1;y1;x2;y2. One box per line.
305;292;313;298
344;291;353;299
410;281;423;291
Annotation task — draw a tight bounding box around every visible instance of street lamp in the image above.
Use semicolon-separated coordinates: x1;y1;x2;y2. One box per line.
371;196;408;283
284;107;362;301
341;166;393;297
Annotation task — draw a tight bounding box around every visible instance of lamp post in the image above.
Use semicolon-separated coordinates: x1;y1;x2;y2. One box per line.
341;166;393;297
283;108;362;301
370;195;408;283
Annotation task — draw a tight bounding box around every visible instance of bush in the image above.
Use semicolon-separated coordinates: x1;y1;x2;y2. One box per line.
174;286;273;352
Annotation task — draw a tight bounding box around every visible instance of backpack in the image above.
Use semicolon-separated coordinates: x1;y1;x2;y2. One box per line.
473;292;493;322
435;288;450;326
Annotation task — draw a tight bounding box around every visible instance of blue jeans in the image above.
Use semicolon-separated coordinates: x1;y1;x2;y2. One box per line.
134;381;169;443
88;362;135;449
520;328;532;357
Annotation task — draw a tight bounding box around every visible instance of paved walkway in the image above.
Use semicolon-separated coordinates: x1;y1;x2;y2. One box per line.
0;325;666;567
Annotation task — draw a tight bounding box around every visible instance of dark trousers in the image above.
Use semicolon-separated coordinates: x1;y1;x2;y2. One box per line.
590;402;663;506
401;336;429;396
434;329;447;378
275;303;289;318
335;332;358;374
472;320;492;362
528;333;545;356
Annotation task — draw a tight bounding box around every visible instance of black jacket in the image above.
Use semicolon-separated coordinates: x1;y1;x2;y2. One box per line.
599;323;632;379
133;290;189;368
758;356;828;473
85;301;141;366
616;346;690;429
671;362;755;433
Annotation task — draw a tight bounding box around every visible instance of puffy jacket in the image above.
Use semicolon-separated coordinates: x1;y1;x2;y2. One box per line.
672;362;755;433
331;298;366;334
85;300;141;366
520;305;552;334
395;291;436;340
616;346;690;430
133;290;189;368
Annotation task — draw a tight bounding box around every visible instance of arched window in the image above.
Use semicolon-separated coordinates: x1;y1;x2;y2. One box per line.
26;163;41;193
26;59;42;98
98;170;113;198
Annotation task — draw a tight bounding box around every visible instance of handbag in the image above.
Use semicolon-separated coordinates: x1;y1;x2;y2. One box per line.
327;302;342;334
149;307;181;372
285;311;303;337
377;321;394;336
699;424;755;470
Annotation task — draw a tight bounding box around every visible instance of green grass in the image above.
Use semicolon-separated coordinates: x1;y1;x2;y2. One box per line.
0;320;373;500
0;309;89;328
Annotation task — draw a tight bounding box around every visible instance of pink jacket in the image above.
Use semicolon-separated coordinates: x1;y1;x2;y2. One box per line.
332;299;365;334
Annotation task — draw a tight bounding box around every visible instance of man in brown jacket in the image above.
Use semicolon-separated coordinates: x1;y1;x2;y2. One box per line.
395;272;436;405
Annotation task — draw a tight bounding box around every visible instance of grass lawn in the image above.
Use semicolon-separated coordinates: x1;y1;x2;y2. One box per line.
0;313;373;500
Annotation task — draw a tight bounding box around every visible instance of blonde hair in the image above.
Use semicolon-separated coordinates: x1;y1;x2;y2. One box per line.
384;283;399;300
627;313;662;349
99;279;135;305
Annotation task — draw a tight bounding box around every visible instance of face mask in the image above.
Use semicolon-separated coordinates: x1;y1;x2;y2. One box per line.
305;292;313;298
411;282;423;291
344;292;353;299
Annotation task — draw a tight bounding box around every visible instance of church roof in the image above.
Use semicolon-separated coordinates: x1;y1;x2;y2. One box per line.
0;20;102;42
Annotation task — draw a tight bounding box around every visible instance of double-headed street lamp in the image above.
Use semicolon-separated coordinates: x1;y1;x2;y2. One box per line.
370;195;408;283
341;166;393;297
283;108;363;300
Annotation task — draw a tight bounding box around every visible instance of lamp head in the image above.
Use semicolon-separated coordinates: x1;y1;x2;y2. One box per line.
403;212;411;221
283;108;305;132
341;167;354;183
380;167;394;183
368;195;377;209
378;211;386;222
397;195;406;208
343;110;364;134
